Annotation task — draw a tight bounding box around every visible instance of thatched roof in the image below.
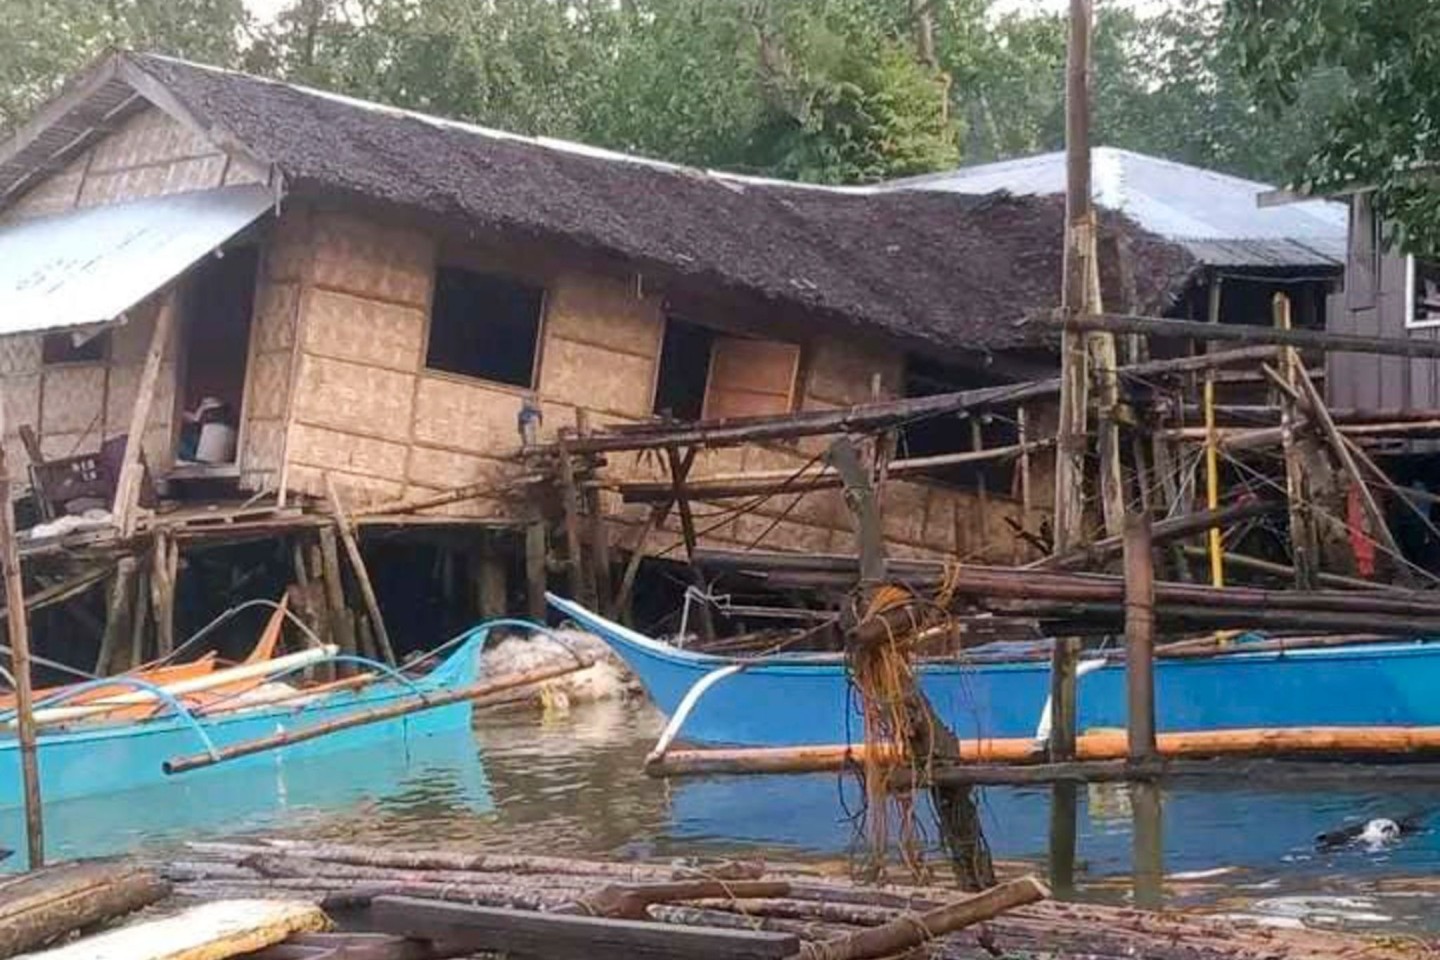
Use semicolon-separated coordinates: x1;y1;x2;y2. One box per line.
17;53;1201;355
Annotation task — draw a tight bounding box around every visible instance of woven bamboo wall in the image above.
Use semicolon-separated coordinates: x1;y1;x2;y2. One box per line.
0;294;178;492
0;106;261;224
279;204;1028;559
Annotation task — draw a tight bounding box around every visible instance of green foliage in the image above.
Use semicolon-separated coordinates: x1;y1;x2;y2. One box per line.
1229;0;1440;251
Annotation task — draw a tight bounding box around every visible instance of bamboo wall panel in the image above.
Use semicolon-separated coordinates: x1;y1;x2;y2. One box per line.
805;337;903;407
289;423;409;480
303;289;424;372
292;355;414;442
252;282;301;354
406;445;511;490
538;336;654;416
3;107;234;223
286;463;404;506
412;377;524;452
246;353;293;421
310;213;432;307
544;274;663;357
41;366;106;435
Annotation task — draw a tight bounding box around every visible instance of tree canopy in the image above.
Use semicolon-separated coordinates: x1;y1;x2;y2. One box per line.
1230;0;1440;252
0;0;1349;189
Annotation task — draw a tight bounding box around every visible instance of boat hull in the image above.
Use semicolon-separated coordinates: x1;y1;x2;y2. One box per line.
0;630;486;808
549;596;1440;747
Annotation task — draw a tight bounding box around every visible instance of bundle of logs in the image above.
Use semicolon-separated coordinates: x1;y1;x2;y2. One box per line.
696;547;1440;637
140;839;1430;960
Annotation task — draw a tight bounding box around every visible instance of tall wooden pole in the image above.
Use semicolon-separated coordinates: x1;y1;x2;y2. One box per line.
1123;512;1156;760
0;446;43;866
1274;293;1319;590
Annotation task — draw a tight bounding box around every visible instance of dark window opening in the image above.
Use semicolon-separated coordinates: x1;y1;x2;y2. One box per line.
1411;257;1440;328
426;267;544;387
653;317;715;421
900;356;1015;491
42;330;110;365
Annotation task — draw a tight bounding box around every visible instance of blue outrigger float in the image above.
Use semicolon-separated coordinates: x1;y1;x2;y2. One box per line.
549;594;1440;748
0;617;545;809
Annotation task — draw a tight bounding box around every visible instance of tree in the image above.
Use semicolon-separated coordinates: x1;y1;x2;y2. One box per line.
1230;0;1440;251
0;0;251;133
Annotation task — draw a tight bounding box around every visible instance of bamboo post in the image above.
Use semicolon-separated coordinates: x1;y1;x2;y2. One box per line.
1203;279;1224;590
666;446;714;643
323;475;397;666
1123;512;1156;760
576;412;613;615
1017;405;1034;544
970;417;989;551
555;431;595;608
318;525;358;671
129;568;150;669
0;444;43;866
1294;366;1413;586
477;532;507;619
150;531;176;658
1274;294;1319;590
112;296;174;538
96;557;137;675
524;521;547;621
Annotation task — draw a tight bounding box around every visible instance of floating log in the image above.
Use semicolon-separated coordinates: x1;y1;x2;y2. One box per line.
795;876;1048;960
0;861;170;958
563;880;793;920
648;725;1440;778
163;659;593;774
20;898;327;960
367;896;800;960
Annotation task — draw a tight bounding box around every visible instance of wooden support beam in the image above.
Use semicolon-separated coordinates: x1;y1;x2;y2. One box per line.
667;446;713;643
1123;512;1156;761
525;521;547;622
96;557;136;675
476;532;508;619
1038;499;1278;571
324;475;397;666
318;524;358;671
616;441;1046;504
1069;311;1440;359
149;531;176;659
556;432;595;608
112;296;173;537
0;443;41;865
367;896;799;960
577;412;612;615
1294;365;1413;586
1274;295;1320;591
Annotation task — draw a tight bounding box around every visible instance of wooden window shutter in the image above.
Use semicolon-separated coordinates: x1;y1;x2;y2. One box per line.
1347;193;1380;311
701;336;801;420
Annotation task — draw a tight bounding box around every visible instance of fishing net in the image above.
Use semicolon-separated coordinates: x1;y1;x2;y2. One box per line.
846;571;993;888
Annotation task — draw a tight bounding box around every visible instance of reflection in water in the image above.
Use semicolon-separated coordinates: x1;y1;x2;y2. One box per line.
17;698;1440;931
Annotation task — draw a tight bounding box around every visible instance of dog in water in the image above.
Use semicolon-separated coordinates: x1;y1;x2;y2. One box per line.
1315;814;1424;851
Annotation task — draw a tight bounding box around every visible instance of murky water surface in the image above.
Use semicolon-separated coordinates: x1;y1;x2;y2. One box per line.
19;699;1440;932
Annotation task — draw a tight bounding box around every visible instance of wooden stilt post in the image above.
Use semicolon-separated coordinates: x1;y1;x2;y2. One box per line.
477;532;508;619
1017;405;1034;553
96;557;137;675
150;531;176;658
525;521;548;621
970;417;989;554
318;525;358;671
556;431;595;608
1123;512;1156;761
0;442;42;866
830;436;994;890
1131;778;1164;908
1204;279;1225;590
576;412;613;614
324;475;397;666
666;446;714;643
113;296;174;538
1274;294;1319;590
129;568;150;669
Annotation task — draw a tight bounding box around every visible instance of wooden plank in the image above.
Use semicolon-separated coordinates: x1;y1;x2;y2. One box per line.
324;474;397;666
112;294;174;538
367;896;799;960
21;898;327;960
1070;311;1440;358
701;337;801;421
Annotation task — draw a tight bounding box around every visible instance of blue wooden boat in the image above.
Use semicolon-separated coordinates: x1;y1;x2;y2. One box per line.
548;594;1440;747
0;623;491;810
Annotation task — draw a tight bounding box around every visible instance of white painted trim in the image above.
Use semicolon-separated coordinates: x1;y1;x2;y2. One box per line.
1405;255;1440;330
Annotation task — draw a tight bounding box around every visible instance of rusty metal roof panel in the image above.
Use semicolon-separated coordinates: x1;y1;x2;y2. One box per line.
0;185;272;336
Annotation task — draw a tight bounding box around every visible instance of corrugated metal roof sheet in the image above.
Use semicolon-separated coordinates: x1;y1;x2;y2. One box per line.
0;185;272;336
884;148;1347;268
